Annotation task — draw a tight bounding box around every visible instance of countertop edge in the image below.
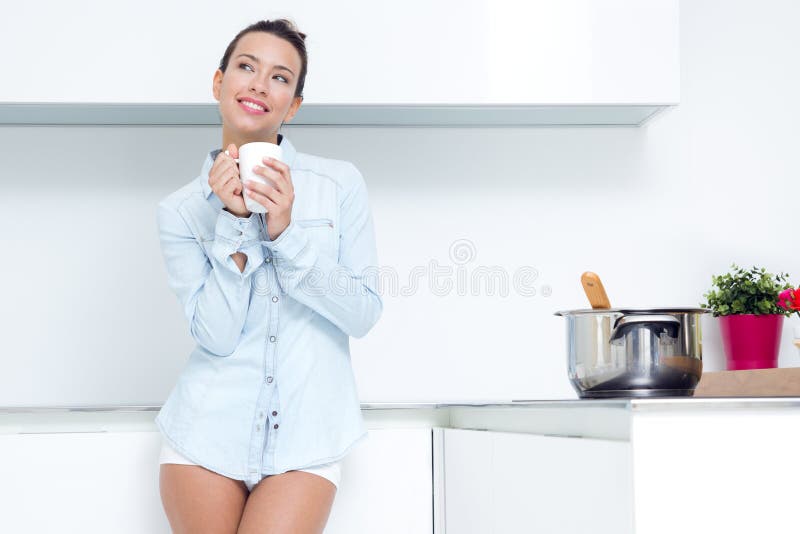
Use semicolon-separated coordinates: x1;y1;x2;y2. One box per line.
3;397;800;414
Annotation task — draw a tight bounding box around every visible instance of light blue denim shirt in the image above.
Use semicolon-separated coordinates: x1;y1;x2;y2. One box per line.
155;135;382;487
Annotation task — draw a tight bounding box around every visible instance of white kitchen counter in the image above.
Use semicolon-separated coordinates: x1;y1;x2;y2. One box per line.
2;399;799;534
2;397;799;438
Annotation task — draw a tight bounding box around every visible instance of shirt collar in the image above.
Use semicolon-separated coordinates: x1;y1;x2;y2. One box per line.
198;134;297;199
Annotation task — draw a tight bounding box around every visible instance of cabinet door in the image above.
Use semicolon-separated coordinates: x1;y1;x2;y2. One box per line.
326;428;432;534
443;428;633;534
0;428;432;534
2;0;677;106
0;431;168;533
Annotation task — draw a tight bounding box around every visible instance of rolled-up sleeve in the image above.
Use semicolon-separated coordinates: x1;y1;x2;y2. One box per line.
262;164;383;338
211;210;266;277
157;201;264;356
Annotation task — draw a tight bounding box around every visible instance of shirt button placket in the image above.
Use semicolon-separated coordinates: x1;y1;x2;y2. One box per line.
262;254;280;472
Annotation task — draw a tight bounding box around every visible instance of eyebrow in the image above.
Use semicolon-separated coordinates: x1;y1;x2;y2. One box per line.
235;53;295;76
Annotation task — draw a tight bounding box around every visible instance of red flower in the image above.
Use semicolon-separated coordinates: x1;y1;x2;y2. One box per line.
779;288;800;311
792;289;800;311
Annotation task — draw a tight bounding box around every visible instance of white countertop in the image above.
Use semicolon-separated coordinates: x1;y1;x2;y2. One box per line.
3;398;798;440
2;397;800;413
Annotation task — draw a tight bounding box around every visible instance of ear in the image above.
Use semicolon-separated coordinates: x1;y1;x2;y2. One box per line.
212;69;223;102
282;96;304;123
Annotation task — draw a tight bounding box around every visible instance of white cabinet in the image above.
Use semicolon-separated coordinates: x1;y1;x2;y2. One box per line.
0;0;678;125
3;402;800;533
327;428;433;534
0;428;432;534
444;401;800;534
0;431;167;533
442;428;633;534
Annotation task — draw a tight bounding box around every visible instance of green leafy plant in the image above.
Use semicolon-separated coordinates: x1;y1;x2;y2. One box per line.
701;264;794;317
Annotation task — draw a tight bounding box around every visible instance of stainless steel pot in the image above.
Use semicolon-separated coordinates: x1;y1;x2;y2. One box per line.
554;308;709;398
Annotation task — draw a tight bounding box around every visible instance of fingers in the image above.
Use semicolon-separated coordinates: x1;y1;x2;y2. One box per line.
209;151;239;191
210;166;238;196
244;178;281;203
204;146;251;216
264;157;289;175
245;182;278;211
253;158;292;194
221;173;243;197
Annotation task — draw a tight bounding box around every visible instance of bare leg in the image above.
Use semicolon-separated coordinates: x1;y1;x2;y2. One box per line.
160;463;249;534
236;470;337;534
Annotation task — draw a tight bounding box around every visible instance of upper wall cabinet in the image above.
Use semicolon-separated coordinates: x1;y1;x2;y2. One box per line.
0;0;678;126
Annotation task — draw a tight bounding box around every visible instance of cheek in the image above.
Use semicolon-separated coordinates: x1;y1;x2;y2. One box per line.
273;86;296;105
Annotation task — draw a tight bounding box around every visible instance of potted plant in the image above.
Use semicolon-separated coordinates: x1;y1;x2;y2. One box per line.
701;264;796;370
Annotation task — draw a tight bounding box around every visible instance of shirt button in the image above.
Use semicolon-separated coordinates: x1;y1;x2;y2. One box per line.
266;376;273;383
272;296;279;303
265;257;272;263
272;411;277;416
273;424;279;429
269;336;276;342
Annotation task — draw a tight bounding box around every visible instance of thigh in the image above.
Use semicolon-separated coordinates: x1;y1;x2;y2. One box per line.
160;464;249;534
236;470;337;534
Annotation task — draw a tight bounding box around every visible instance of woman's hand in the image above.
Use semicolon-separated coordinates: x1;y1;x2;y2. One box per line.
244;157;295;240
209;143;250;218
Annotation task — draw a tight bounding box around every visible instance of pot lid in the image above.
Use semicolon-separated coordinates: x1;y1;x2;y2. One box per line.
554;307;710;316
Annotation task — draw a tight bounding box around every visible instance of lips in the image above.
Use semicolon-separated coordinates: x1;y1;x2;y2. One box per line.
237;97;269;114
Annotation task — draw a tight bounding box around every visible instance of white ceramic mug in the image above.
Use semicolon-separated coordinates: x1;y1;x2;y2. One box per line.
225;142;284;214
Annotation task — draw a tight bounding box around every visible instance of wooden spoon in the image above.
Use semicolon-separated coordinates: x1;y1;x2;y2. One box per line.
581;272;611;309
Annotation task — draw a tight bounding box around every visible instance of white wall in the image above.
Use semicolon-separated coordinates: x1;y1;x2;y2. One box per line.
1;0;799;407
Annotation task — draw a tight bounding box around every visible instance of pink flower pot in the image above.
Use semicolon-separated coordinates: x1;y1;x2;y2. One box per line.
719;314;784;370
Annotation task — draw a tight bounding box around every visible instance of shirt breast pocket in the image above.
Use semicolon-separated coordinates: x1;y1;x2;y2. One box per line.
296;218;338;259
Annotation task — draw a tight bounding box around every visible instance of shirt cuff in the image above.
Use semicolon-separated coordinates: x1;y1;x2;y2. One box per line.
261;220;309;261
216;210;262;244
211;210;264;274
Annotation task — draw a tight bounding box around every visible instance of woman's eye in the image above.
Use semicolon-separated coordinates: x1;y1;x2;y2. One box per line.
274;75;288;83
238;62;254;72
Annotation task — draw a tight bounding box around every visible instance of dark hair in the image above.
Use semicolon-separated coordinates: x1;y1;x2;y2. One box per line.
218;19;308;98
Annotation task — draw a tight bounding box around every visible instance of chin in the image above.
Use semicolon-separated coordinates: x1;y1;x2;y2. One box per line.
226;117;276;137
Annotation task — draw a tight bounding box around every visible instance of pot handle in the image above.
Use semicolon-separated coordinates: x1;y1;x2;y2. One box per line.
609;314;681;342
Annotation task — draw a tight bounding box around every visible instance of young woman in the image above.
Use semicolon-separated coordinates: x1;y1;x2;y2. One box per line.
155;19;382;533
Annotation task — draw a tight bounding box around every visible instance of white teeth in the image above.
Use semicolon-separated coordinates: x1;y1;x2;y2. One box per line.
241;100;266;112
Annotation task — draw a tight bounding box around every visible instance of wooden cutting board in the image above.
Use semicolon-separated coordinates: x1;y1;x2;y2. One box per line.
694;367;800;397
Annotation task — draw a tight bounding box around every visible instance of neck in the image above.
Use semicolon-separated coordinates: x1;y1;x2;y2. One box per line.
221;125;280;151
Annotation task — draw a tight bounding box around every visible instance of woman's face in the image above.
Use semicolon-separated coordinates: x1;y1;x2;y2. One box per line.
213;31;303;143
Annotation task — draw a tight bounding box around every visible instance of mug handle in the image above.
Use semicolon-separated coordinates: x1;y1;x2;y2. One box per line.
224;149;240;164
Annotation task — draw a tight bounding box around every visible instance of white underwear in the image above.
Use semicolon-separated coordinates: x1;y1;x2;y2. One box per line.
159;438;341;492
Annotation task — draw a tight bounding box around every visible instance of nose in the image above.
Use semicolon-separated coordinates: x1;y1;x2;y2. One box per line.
249;74;269;96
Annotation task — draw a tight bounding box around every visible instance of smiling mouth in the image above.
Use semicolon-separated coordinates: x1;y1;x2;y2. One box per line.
238;99;268;114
